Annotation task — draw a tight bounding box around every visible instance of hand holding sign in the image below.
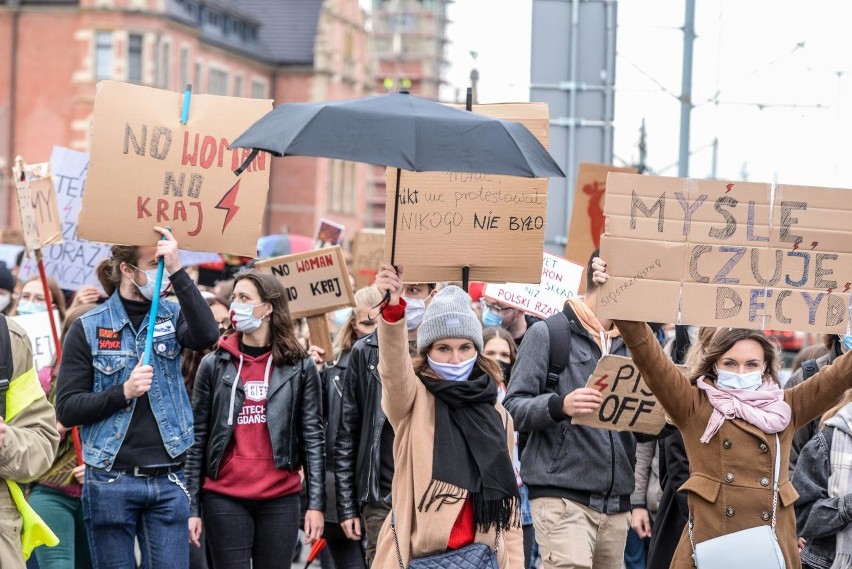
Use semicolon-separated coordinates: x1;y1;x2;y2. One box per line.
124;356;153;400
562;388;603;417
375;263;404;306
154;227;182;274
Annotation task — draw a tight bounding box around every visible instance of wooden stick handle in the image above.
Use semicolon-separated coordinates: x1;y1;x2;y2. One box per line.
306;315;334;363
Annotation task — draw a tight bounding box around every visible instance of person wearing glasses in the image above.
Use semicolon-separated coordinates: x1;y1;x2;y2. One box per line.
480;299;536;345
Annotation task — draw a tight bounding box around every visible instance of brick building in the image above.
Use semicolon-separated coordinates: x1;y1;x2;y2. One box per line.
0;0;373;240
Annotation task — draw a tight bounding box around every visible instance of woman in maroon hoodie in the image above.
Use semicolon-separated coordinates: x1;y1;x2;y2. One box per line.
186;271;326;569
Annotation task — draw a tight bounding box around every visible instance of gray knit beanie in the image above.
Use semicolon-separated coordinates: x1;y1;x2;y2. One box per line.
416;285;483;353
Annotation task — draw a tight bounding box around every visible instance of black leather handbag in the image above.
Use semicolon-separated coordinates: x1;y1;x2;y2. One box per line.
391;514;499;569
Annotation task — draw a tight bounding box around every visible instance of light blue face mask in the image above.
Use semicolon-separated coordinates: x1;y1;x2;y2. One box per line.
714;366;764;391
331;307;352;328
481;308;504;328
131;266;171;301
15;300;48;316
427;354;477;382
842;335;852;353
404;297;426;331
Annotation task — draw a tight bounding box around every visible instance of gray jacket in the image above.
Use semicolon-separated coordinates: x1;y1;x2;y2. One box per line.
631;440;662;514
792;426;852;569
503;306;636;514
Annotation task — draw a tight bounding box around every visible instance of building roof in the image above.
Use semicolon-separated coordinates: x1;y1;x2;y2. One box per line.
237;0;324;66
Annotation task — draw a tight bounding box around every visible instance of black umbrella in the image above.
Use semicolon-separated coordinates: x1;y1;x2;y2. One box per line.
231;92;565;268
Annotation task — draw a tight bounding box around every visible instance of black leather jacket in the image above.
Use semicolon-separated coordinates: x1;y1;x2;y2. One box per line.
186;348;326;517
334;332;386;521
320;349;350;525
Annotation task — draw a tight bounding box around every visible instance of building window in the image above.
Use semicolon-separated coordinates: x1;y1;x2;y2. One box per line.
159;42;171;88
209;69;228;95
180;47;189;89
94;31;112;80
194;62;203;93
251;80;266;99
128;34;144;82
233;74;242;97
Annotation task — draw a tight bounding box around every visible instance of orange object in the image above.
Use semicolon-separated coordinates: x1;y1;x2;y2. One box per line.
304;537;327;568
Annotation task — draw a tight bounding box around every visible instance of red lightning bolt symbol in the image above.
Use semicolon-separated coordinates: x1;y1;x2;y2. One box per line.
593;374;609;391
811;241;819;250
215;179;241;233
792;241;799;250
725;183;734;193
845;282;851;293
62;200;73;219
828;288;834;294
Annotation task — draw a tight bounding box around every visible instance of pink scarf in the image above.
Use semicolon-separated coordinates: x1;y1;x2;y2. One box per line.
696;377;792;443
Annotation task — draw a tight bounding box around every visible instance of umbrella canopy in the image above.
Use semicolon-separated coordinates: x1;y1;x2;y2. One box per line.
231;92;564;179
257;233;314;258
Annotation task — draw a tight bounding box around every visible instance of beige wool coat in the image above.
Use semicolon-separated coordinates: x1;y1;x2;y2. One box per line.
371;316;524;569
618;320;852;569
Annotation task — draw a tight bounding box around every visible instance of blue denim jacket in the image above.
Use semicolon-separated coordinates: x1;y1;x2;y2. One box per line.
78;292;193;469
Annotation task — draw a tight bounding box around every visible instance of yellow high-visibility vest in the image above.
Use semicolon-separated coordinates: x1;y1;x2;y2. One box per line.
4;366;59;559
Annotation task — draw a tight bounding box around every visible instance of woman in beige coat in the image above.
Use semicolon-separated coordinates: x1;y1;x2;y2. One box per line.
593;258;852;569
371;264;523;569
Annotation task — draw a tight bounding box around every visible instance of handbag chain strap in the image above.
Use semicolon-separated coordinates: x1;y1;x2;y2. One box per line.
688;434;782;563
390;511;501;569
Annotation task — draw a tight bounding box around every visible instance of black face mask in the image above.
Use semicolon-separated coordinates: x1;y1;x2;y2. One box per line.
499;361;512;386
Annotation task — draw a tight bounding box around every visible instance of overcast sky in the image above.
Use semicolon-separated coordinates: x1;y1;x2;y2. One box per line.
442;0;852;189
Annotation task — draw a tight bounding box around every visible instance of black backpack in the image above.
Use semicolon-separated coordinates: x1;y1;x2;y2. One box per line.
0;315;13;419
800;358;820;381
544;308;573;392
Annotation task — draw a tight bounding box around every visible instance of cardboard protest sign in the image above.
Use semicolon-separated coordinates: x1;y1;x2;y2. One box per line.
17;147;112;290
351;229;385;289
383;103;550;283
79;81;272;257
571;355;671;435
598;173;852;334
255;246;355;319
13;156;63;254
566;163;639;293
483;252;584;318
11;310;61;374
314;218;345;249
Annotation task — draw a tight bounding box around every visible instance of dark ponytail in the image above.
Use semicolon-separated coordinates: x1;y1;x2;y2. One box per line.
97;245;140;297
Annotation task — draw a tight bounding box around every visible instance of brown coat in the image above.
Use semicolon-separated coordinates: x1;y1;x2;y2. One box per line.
618;320;852;569
372;316;523;569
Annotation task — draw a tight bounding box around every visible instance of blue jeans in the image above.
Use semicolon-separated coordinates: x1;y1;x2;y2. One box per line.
623;527;649;569
29;484;92;569
82;467;190;569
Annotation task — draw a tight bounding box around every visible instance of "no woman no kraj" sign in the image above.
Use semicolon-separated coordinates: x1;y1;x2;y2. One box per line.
598;173;852;335
79;81;271;256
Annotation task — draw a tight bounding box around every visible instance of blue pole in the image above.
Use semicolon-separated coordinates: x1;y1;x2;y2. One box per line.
142;232;168;366
181;84;192;125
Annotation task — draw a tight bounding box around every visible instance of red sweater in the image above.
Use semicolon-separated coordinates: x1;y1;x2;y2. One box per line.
203;334;301;500
382;298;475;549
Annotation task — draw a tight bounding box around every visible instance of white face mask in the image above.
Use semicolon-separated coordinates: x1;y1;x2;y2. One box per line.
404;297;426;331
15;299;48;315
427;353;477;382
230;302;267;333
131;265;171;301
714;366;765;391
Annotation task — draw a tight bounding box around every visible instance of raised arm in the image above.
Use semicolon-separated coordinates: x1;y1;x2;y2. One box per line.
591;257;697;426
787;348;852;430
375;264;418;427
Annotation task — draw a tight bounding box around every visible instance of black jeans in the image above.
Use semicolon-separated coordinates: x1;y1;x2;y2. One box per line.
202;491;300;569
325;522;366;569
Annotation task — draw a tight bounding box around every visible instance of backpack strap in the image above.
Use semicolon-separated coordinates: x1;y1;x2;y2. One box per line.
544;310;572;391
0;315;12;420
800;359;820;381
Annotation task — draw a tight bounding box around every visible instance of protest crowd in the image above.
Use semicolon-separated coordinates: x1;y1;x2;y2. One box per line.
3;80;852;569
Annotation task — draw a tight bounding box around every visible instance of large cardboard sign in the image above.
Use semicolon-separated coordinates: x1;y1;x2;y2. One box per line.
351;229;385;289
79;81;272;257
566;163;639;292
18;147;112;290
598;173;852;334
11;310;62;374
383;103;550;283
572;355;669;435
483;252;584;318
13;157;63;254
255;246;355;319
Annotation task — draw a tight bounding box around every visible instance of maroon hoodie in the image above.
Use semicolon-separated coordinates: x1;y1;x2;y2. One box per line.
203;333;302;500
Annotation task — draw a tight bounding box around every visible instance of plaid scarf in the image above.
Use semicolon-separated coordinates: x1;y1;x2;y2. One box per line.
825;404;852;569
